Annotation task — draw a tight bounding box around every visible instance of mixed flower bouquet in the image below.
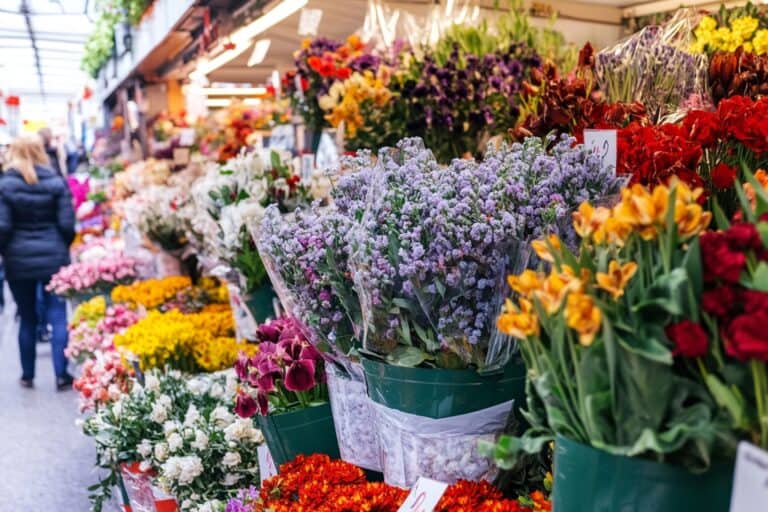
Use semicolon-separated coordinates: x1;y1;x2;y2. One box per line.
488;180;735;473
80;369;262;512
224;453;550;512
135;185;191;252
349;137;621;369
73;350;132;412
234;317;327;418
596;15;709;123
47;255;138;298
66;297;141;362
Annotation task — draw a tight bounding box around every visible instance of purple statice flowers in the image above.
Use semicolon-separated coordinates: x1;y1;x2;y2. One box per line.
350;136;620;367
224;486;259;512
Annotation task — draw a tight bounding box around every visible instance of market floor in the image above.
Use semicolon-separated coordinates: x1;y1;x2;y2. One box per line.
0;285;96;511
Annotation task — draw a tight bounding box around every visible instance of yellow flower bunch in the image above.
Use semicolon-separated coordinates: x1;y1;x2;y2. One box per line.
692;15;768;54
71;296;107;327
113;308;235;371
194;337;258;372
499;181;710;347
111;276;192;309
318;69;392;137
197;277;230;304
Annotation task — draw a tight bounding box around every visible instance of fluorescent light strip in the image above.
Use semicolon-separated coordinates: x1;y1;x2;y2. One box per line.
196;0;307;76
202;87;267;96
247;39;271;67
205;98;231;108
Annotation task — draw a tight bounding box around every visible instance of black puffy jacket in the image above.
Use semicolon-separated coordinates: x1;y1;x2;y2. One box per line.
0;165;75;281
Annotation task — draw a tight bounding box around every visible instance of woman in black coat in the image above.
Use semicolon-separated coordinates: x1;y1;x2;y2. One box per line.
0;135;75;389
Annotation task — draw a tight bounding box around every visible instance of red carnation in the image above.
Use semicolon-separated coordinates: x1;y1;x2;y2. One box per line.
700;231;746;283
702;286;738;318
682;110;722;148
725;311;768;361
665;320;709;358
725;222;764;251
711;163;737;189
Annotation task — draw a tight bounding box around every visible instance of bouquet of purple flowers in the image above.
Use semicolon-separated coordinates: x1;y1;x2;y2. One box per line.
350;136;621;369
234;316;327;418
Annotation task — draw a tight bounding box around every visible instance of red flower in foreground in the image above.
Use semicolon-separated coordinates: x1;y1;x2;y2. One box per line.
711;163;737;189
682;110;722;148
665;320;709;358
724;310;768;361
700;231;746;283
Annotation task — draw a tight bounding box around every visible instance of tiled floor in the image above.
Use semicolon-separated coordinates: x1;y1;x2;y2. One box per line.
0;286;97;511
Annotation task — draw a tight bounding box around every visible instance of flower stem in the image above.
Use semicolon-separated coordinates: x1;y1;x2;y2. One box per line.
752;360;768;449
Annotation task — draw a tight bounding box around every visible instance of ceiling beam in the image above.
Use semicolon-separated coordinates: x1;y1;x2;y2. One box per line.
19;0;46;101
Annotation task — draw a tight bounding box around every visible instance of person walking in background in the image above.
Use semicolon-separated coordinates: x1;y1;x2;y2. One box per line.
0;135;75;390
38;128;63;175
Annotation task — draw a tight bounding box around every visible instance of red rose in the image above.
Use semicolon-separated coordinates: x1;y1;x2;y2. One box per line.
743;290;768;314
665;320;710;358
702;286;738;318
682;110;722;148
700;231;746;283
725;311;768;361
725;222;764;251
711;163;737;189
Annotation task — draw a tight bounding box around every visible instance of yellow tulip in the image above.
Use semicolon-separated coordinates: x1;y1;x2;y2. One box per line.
507;270;543;298
572;202;610;240
497;298;539;339
531;234;561;263
534;269;581;314
596;260;638;300
564;292;601;347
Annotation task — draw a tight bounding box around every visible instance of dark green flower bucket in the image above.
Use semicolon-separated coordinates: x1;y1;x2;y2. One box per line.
256;403;340;466
553;436;734;512
244;284;276;324
361;356;527;419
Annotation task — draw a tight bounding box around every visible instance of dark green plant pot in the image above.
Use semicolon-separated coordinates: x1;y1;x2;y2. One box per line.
256;403;340;466
244;284;276;324
553;436;734;512
361;356;526;419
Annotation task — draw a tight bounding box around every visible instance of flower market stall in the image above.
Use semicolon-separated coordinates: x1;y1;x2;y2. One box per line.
19;1;768;512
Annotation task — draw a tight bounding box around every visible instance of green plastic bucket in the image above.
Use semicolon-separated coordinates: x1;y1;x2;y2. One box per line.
361;356;527;419
256;403;340;466
244;284;276;324
553;436;734;512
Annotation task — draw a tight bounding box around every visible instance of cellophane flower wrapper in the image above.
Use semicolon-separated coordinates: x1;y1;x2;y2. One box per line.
227;282;259;342
595;10;711;124
326;363;382;471
120;464;157;512
257;166;370;368
371;400;513;488
350;137;619;369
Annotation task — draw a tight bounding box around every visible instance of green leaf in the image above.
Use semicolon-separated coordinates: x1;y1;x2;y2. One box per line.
632;268;689;316
386;346;428;367
616;331;673;365
749;261;768;292
271;150;282;170
712;198;731;231
703;374;750;430
758;222;768;248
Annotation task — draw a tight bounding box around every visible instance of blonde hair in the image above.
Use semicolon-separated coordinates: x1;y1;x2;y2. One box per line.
6;135;50;184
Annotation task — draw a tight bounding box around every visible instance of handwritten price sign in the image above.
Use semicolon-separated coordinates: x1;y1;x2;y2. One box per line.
397;477;449;512
583;129;617;175
258;445;278;484
730;442;768;512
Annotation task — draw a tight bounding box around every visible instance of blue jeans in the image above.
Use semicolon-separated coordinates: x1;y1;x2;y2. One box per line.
8;279;69;380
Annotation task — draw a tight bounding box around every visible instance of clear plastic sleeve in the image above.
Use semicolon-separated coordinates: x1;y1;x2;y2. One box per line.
227;282;259;342
120;464;156;512
370;400;514;488
595;10;711;124
326;363;382;471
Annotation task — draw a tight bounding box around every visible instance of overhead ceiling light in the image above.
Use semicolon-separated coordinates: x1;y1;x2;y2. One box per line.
205;98;232;108
244;98;263;106
202;87;267;96
247;39;271;67
195;0;307;77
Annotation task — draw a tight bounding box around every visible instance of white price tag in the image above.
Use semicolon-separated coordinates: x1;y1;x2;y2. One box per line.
258;444;278;484
583;129;617;174
730;442;768;511
397;477;449;512
179;128;195;147
298;8;323;36
301;153;315;183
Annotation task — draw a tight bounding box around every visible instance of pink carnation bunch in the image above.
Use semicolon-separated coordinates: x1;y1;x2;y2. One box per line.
73;351;132;412
47;256;138;297
234;317;327;418
66;304;142;362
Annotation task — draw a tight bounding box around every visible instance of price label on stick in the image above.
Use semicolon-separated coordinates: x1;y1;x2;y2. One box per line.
397;477;448;512
258;444;278;484
583;129;617;174
729;442;768;512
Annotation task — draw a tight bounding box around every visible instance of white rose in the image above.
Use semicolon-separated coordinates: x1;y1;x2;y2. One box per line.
139;460;153;472
150;403;168;424
154;442;169;462
183;404;200;427
186;378;208;396
191;430;209;451
180;499;193;510
161;456;182;481
168;433;184;453
221;452;241;467
211;406;234;427
178;455;203;485
209;383;224;399
164;420;181;435
223;418;256;443
137;439;153;458
157;394;172;408
144;373;160;392
222;473;242;487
